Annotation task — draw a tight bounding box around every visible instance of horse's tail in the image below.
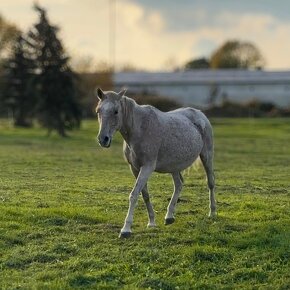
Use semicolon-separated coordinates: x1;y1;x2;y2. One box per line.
179;172;184;183
182;108;214;178
187;108;213;146
189;109;213;150
200;114;214;153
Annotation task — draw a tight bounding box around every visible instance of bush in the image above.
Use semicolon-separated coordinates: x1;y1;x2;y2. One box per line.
205;100;290;118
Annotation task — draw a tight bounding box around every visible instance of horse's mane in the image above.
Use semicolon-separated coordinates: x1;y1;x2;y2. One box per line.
121;96;136;116
120;96;137;137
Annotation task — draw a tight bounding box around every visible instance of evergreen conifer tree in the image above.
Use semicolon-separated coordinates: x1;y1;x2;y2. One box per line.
2;35;36;126
28;4;81;136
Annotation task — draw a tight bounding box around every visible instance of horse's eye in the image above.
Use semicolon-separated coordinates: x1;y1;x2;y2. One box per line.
114;110;118;115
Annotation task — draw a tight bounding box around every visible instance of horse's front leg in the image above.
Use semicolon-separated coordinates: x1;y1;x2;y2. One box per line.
120;164;154;238
130;165;156;228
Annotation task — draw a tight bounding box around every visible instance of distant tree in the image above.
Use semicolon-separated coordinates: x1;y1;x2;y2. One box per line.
210;40;265;69
95;60;113;73
2;35;36;126
164;57;180;72
184;57;210;70
120;62;138;72
71;55;97;73
27;4;81;136
0;15;20;116
71;55;114;118
77;71;113;118
0;14;20;59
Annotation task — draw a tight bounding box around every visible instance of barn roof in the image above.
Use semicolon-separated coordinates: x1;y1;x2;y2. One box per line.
114;70;290;86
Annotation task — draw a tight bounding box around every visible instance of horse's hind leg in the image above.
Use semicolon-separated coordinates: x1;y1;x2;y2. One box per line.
130;165;156;228
165;172;183;225
141;184;156;228
200;146;216;217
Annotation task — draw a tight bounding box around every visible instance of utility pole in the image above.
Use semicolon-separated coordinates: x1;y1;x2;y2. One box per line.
109;0;116;72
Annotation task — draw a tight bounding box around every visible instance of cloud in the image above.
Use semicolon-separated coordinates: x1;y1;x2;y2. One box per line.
1;0;290;70
0;0;202;69
111;5;290;70
193;12;290;69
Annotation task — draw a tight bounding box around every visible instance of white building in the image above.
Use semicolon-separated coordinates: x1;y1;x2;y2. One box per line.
114;70;290;108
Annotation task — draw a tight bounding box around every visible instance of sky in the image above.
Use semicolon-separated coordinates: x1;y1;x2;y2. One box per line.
1;0;290;71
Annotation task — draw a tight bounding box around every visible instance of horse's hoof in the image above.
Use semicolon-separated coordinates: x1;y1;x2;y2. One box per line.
208;211;217;218
147;222;157;228
119;231;132;238
165;217;175;225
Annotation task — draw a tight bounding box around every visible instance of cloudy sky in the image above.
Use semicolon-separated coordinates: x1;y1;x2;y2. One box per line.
1;0;290;70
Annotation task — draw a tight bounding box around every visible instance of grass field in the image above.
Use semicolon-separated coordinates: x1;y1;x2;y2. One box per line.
0;118;290;289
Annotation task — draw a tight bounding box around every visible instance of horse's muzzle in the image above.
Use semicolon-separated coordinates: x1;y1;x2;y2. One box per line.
98;135;111;148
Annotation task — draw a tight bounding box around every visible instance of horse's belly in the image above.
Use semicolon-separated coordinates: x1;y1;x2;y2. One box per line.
155;157;197;173
155;128;203;173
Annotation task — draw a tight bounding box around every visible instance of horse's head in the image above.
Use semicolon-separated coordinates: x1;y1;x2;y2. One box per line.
96;88;126;148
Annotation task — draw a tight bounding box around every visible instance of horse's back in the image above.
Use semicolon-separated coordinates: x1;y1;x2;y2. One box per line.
167;107;210;133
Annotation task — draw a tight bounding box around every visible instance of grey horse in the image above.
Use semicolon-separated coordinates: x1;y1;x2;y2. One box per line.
96;88;216;238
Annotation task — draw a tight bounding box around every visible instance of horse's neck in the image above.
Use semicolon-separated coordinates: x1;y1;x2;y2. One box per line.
120;97;139;144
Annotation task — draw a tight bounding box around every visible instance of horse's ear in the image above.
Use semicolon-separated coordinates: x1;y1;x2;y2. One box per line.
118;89;127;98
96;88;105;100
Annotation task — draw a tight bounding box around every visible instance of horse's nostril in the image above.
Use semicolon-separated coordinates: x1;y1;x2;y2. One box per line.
104;136;109;143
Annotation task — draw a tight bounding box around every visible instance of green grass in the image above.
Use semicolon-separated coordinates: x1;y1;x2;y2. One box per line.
0;118;290;289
